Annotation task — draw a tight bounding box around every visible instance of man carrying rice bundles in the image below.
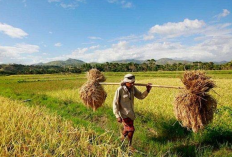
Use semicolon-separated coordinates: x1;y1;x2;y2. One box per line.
113;74;152;150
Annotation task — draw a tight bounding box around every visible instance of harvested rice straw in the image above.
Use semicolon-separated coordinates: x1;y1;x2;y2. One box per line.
80;68;182;111
80;69;217;132
87;68;106;82
174;70;217;132
80;69;107;111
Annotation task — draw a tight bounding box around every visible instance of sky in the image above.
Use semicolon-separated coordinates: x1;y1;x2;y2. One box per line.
0;0;232;64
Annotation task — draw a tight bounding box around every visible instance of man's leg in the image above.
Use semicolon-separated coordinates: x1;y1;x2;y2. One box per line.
122;118;135;145
127;131;134;146
121;130;128;142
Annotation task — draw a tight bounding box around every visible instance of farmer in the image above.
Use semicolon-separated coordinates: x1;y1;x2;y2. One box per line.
113;74;152;148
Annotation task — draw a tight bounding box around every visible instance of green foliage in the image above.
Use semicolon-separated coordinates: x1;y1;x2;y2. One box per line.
0;64;82;75
1;59;232;75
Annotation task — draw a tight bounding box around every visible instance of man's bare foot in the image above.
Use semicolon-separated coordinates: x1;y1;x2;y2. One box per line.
121;135;126;143
129;146;137;153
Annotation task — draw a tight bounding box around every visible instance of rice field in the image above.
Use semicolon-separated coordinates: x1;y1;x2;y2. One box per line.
0;71;232;156
0;97;123;156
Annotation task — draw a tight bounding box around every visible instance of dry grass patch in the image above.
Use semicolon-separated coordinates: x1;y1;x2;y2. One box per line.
0;97;122;156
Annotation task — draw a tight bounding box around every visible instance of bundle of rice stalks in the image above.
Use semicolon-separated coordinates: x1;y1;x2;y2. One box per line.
87;68;106;82
182;70;216;94
80;69;107;111
174;70;217;132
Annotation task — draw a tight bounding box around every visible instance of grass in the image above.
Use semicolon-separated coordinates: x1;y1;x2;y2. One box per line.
0;96;127;156
0;70;232;156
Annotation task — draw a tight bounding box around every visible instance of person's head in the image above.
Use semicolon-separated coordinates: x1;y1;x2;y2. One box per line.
123;74;135;88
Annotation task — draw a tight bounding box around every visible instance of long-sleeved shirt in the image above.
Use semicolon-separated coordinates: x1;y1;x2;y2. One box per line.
113;85;149;120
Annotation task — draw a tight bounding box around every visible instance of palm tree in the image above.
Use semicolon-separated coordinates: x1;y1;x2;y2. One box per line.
141;62;148;71
128;62;136;72
146;59;156;71
150;59;156;71
104;62;110;71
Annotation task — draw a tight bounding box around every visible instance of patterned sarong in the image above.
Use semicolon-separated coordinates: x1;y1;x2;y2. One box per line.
122;118;135;133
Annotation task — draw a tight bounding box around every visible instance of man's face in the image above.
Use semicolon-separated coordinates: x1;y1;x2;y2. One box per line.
125;82;135;89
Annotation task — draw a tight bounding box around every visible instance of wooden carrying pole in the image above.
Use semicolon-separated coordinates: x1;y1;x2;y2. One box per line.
99;82;184;89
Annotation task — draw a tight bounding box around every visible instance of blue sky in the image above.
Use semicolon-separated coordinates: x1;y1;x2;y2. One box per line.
0;0;232;64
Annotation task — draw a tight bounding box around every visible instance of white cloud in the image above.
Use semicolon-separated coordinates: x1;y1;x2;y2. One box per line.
109;34;141;42
0;43;40;63
54;42;62;47
90;45;100;49
0;23;28;38
48;0;84;9
10;31;232;64
88;36;102;40
215;9;230;19
60;3;78;9
49;31;53;34
121;1;132;8
149;19;206;38
107;0;133;8
2;17;232;64
63;35;232;63
146;19;232;42
143;34;154;41
0;44;59;65
72;48;88;55
0;43;39;55
82;41;95;45
112;41;131;50
195;37;232;55
198;23;232;38
71;45;100;56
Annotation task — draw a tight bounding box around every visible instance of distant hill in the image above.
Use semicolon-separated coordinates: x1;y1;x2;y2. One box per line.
111;58;192;65
111;59;144;64
213;61;228;65
36;58;85;67
156;58;192;65
33;58;228;67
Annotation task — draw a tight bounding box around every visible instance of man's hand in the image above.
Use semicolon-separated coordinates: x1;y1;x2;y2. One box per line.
117;117;122;123
146;83;152;93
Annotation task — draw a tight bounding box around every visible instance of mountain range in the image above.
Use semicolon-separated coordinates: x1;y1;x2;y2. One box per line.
34;58;228;67
36;58;85;67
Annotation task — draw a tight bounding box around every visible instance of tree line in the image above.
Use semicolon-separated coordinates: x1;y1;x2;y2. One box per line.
0;64;81;75
83;60;232;72
0;59;232;75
